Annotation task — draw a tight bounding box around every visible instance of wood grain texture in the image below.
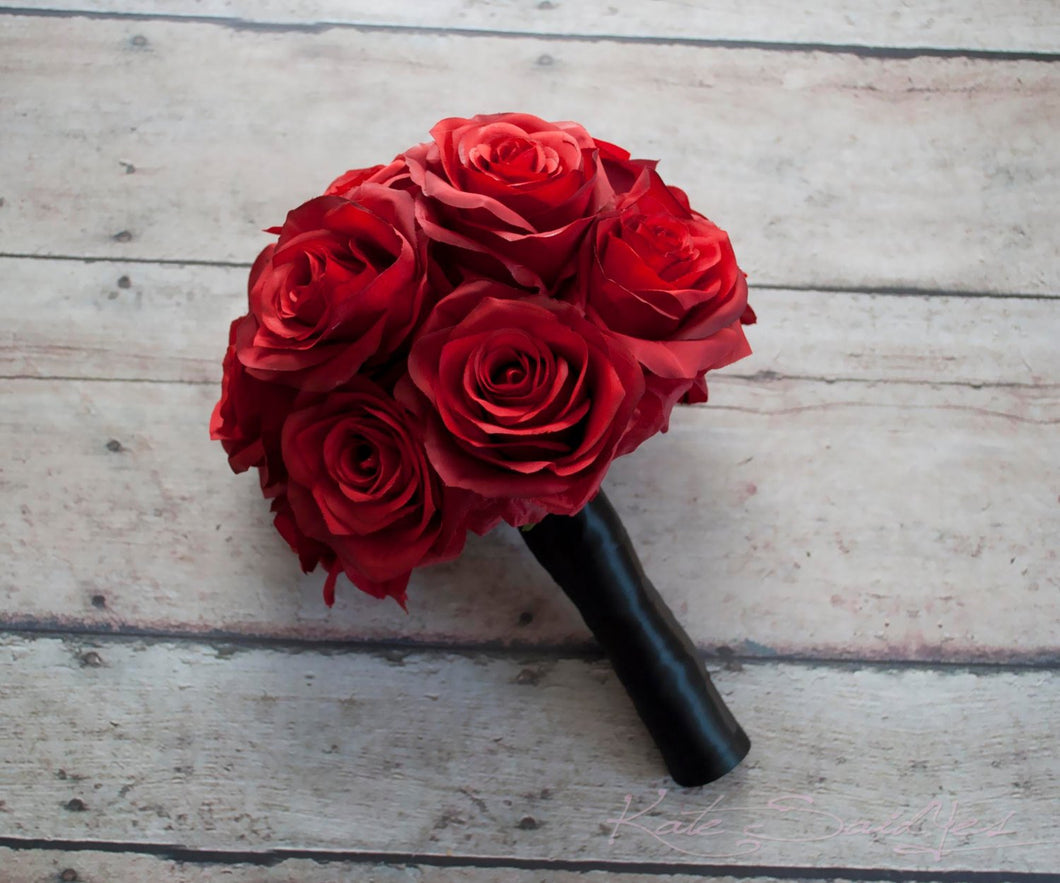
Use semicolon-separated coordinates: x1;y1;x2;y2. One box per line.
0;850;961;883
3;5;1059;879
7;0;1060;53
0;636;1056;872
3;378;1056;661
2;18;1058;294
4;258;1058;386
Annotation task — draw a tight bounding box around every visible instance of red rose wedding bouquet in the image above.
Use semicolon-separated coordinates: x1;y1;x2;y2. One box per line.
212;113;755;785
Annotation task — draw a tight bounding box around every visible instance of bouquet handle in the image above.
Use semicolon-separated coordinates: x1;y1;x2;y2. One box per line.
520;491;750;786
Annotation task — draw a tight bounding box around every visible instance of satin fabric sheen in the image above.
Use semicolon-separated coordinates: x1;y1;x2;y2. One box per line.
521;491;750;786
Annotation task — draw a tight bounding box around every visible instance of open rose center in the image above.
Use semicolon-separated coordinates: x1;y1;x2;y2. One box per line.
471;339;585;447
272;236;390;333
482;346;537;396
468;334;559;408
476;133;559;181
275;253;328;326
323;421;402;499
350;440;378;479
278;279;326;327
624;215;699;283
468;136;562;183
500;363;524;385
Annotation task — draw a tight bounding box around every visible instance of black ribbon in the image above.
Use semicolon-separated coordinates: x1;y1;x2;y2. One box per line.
520;491;750;786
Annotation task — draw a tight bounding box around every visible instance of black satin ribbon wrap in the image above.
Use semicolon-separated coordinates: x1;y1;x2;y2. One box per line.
520;491;750;786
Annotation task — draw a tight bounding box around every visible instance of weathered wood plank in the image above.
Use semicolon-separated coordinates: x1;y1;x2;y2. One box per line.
8;0;1060;54
4;258;1058;386
2;18;1058;294
0;636;1056;872
0;850;916;883
2;378;1056;661
1;258;241;384
0;850;966;883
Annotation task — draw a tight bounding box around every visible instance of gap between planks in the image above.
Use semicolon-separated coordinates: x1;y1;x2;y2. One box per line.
3;258;1058;387
3;846;1060;883
1;624;1057;674
3;252;1059;301
4;0;1060;57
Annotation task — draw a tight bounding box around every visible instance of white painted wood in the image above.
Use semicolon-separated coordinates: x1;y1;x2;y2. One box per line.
0;636;1056;872
1;6;1056;881
4;258;1058;386
2;378;1056;660
0;851;912;883
2;19;1058;294
0;258;244;384
7;0;1060;53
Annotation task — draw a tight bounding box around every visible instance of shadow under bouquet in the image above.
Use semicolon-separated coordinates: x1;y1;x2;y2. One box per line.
212;113;756;785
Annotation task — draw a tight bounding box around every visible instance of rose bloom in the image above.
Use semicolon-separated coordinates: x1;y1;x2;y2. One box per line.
405;112;615;290
576;169;754;420
235;185;431;392
210;320;297;497
399;280;645;526
280;379;469;605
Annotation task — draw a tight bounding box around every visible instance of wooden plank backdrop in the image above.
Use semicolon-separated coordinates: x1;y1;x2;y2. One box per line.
1;2;1058;881
4;378;1058;661
3;18;1059;295
10;0;1060;53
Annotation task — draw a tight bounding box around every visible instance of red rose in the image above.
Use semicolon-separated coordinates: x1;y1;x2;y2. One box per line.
210;319;297;496
236;186;430;391
399;280;644;525
212;115;757;613
281;379;469;605
405;113;614;289
577;170;752;422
